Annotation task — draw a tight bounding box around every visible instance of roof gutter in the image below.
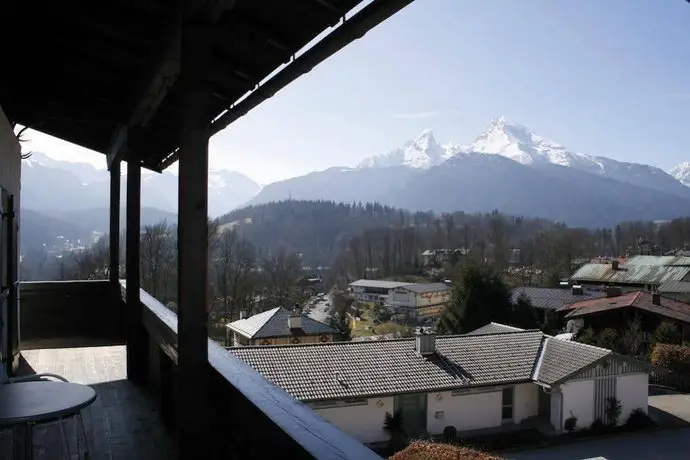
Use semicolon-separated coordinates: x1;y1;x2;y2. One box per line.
159;0;416;169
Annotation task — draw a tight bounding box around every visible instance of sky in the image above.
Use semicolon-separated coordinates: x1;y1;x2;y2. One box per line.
22;0;690;185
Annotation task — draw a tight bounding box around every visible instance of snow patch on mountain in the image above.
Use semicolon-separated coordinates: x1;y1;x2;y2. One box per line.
669;162;690;187
358;130;452;169
461;117;604;173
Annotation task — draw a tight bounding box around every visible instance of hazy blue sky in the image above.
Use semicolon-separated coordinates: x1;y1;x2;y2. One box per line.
25;0;690;184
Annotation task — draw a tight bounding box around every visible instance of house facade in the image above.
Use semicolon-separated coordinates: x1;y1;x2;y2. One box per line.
229;325;650;444
349;280;412;305
226;306;339;346
387;283;451;318
558;290;690;342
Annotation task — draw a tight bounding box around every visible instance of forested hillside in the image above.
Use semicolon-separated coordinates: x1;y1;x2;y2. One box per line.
217;200;558;266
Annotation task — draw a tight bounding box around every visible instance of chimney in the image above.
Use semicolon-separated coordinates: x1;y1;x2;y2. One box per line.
652;292;661;306
288;304;302;330
611;260;620;270
239;311;246;320
606;286;622;298
571;285;584;295
559;281;570;289
416;334;436;356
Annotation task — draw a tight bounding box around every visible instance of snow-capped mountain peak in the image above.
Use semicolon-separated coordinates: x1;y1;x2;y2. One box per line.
358;130;450;169
463;117;598;171
669;162;690;187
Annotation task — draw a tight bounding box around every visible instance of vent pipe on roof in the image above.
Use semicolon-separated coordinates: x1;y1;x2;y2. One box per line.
416;334;436;356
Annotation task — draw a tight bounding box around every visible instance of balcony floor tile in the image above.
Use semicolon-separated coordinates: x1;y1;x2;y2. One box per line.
1;346;177;460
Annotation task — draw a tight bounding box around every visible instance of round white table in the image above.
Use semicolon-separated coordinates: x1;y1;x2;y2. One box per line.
0;382;97;459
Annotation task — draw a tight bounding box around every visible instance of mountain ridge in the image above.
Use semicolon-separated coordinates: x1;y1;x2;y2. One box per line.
22;152;262;216
249;118;690;226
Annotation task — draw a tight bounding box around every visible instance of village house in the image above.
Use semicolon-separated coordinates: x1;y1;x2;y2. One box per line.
511;284;606;323
349;279;413;305
571;255;690;291
557;290;690;342
295;275;324;297
386;283;451;318
421;248;469;267
228;324;650;445
226;306;339;346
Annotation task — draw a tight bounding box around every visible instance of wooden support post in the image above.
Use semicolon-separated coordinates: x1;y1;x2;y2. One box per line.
125;158;147;384
109;160;121;286
177;92;211;458
177;25;211;457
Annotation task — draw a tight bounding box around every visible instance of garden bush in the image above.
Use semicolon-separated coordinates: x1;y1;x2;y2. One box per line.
625;408;656;431
442;426;457;442
564;416;577;433
651;343;690;373
389;441;502;460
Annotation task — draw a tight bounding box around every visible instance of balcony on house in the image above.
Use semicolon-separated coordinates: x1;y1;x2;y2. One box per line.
0;1;414;458
12;279;379;458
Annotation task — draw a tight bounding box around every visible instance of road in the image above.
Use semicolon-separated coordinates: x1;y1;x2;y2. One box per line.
507;427;690;460
306;293;332;323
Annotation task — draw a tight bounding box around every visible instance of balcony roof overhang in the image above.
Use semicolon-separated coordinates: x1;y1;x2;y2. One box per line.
0;0;413;172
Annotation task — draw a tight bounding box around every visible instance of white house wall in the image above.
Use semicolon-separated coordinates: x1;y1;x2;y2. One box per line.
313;397;393;444
427;390;502;434
561;380;595;431
616;373;648;422
513;383;539;422
550;390;562;431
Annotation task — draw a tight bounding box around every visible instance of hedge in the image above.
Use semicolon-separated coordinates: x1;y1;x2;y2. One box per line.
650;343;690;373
389;441;502;460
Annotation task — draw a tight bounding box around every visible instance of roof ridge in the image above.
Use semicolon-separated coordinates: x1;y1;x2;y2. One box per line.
547;334;612;354
251;307;283;338
229;329;546;351
461;328;541;338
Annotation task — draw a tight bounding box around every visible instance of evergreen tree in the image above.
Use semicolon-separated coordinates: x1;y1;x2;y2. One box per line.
437;264;515;334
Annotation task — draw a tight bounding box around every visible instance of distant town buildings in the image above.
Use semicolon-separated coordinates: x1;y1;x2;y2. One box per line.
348;279;451;318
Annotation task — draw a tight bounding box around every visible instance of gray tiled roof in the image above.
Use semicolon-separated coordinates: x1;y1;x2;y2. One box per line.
229;331;545;401
659;280;690;294
465;323;525;335
511;287;606;310
404;283;451;294
534;337;610;385
227;307;338;339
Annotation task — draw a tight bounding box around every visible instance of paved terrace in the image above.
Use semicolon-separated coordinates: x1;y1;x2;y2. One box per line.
0;346;177;460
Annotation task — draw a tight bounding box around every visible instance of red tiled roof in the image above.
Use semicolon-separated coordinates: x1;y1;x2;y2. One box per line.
562;291;690;323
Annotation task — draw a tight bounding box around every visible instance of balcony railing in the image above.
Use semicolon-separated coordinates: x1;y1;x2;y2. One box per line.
18;280;381;459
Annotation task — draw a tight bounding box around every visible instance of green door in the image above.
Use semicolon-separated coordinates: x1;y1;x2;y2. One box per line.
394;394;428;437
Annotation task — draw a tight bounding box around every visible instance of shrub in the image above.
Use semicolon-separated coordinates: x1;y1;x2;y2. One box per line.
625;408;656;431
605;397;622;426
654;321;681;345
576;327;597;346
564;416;577;433
651;343;690;373
383;412;402;434
597;328;618;350
389;441;502;460
590;417;606;434
442;426;457;443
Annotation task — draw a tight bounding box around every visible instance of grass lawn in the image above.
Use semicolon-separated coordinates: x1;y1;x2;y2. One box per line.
351;304;377;338
351;304;405;338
